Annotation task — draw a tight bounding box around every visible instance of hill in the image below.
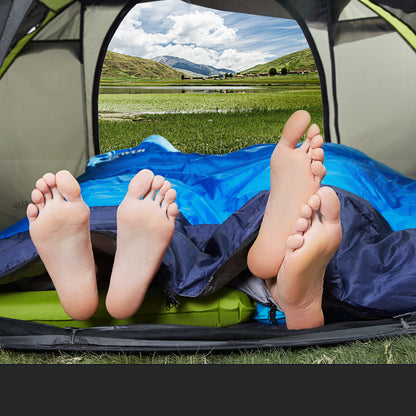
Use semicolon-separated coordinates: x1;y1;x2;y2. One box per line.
101;51;183;79
243;48;316;74
152;55;235;77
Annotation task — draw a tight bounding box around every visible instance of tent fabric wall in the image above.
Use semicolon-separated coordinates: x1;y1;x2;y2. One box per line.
0;1;87;229
0;1;129;229
0;0;415;231
328;0;416;180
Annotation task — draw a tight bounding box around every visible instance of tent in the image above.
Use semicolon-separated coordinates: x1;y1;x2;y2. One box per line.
0;0;416;352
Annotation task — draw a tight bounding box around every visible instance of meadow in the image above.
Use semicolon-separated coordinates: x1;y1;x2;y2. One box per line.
98;76;323;155
2;76;416;364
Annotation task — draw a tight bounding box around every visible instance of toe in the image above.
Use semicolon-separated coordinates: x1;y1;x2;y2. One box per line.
292;217;309;233
36;178;52;201
162;188;177;208
311;147;324;163
311;161;326;182
310;134;324;149
299;203;313;220
280;110;311;148
31;188;45;209
56;170;82;201
127;169;154;199
317;187;341;222
155;180;171;205
43;172;56;189
162;189;177;218
43;172;63;200
307;194;321;211
167;202;179;222
287;233;304;251
147;175;165;200
306;123;320;140
26;203;39;223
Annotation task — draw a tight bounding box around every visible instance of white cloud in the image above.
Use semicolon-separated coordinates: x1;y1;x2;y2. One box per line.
218;49;275;72
166;10;238;47
109;7;158;56
108;0;306;72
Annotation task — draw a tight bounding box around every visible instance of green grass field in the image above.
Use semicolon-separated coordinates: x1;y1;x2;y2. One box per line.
2;79;416;364
98;89;323;154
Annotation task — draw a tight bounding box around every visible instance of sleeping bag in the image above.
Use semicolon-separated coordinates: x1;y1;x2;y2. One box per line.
1;136;416;324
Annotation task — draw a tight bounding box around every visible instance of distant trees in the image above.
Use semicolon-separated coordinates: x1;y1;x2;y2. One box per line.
281;67;288;75
268;67;277;76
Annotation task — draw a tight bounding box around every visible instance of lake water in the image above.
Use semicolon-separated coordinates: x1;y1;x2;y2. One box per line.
99;85;271;94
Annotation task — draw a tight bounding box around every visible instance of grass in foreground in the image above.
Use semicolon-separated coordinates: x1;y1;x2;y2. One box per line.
2;336;416;364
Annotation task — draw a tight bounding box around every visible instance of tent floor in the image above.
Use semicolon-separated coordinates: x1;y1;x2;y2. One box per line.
1;313;416;352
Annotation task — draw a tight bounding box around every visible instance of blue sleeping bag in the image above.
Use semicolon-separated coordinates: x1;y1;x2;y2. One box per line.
2;135;416;237
1;136;416;322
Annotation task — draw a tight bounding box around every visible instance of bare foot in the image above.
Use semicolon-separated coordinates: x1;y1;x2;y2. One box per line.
27;171;98;320
105;169;179;319
247;110;326;279
267;187;342;329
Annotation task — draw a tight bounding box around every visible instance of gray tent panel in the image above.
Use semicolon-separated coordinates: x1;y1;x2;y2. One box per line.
0;1;127;228
0;7;88;228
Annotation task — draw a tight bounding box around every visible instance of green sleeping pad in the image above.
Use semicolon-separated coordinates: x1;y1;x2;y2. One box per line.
0;286;256;328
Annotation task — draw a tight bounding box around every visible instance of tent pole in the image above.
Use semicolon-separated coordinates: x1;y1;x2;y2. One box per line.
325;0;341;144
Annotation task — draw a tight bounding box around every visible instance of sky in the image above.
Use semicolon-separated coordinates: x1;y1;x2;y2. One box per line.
108;0;308;72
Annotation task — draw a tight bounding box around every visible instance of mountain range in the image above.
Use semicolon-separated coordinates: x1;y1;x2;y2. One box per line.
152;55;235;77
101;48;316;80
101;51;183;79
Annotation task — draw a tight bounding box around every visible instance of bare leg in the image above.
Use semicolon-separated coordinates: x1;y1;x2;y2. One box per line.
106;169;179;319
267;187;342;329
27;171;98;320
247;110;326;279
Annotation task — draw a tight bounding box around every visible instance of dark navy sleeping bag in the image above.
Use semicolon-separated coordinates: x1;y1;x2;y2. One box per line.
1;136;416;321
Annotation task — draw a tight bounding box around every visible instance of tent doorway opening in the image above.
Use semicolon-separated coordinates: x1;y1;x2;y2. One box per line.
97;0;319;155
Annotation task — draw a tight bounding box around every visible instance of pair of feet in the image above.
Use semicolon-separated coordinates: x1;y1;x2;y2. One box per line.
27;169;178;320
246;110;342;329
27;110;342;329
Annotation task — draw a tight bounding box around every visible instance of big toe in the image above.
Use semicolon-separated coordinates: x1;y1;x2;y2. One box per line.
317;187;340;222
55;170;82;201
127;169;155;199
280;110;311;148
